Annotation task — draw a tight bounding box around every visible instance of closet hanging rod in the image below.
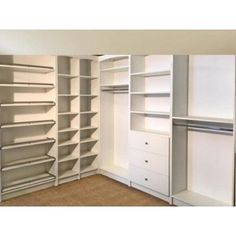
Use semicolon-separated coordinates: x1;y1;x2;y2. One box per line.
174;123;233;135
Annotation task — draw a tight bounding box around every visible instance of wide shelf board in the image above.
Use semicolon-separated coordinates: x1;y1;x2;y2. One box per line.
131;128;170;136
100;83;129;88
172;190;231;206
80;94;98;97
99;55;128;62
1;138;55;150
59;170;79;179
131;70;171;77
2;173;55;194
58;112;79;116
2;155;55;171
58;74;78;78
58;140;79;147
80;151;98;159
0;63;54;73
80;137;98;144
59;155;79;163
0;82;54;88
172;116;233;124
101;66;129;73
101;165;128;178
0;120;55;129
0;101;55;107
80;75;98;80
58;127;79;133
80;165;98;174
80;111;98;115
130;91;170;96
80;126;98;131
131;110;170;116
58;94;79;97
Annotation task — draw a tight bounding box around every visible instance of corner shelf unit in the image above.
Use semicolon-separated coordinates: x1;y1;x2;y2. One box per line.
0;55;57;201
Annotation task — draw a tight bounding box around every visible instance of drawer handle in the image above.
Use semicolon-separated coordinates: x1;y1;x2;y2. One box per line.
145;160;148;163
145;142;148;145
145;178;148;181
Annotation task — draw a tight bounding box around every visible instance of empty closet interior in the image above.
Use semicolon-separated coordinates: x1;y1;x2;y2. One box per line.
0;54;235;206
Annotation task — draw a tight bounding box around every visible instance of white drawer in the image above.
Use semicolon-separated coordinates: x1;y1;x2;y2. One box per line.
129;131;169;155
129;149;168;175
129;165;169;195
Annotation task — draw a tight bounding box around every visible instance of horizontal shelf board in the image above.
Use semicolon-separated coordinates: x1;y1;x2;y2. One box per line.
80;75;98;80
172;116;233;124
58;74;78;78
58;127;79;133
131;110;170;116
80;138;98;144
80;126;98;131
80;111;98;114
100;83;129;88
2;155;55;171
173;190;231;206
58;140;79;147
0;120;55;129
0;63;54;73
101;165;128;178
2;173;55;194
0;101;55;107
58;112;79;116
99;55;128;62
130;91;170;96
80;165;98;174
101;66;129;73
1;138;55;150
80;94;98;97
132;128;170;136
59;155;79;163
59;170;79;179
0;82;54;88
131;70;171;77
58;94;79;97
80;151;98;159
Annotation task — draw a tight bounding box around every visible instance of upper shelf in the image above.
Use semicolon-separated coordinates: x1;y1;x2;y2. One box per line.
130;91;170;96
99;55;129;62
173;116;234;124
0;63;54;73
101;66;129;73
0;82;54;89
131;70;171;77
0;101;56;107
80;75;98;80
58;74;78;78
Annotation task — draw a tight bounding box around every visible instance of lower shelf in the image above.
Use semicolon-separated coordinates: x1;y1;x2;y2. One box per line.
101;165;128;178
80;165;98;174
172;190;231;206
80;151;98;159
2;173;55;194
58;155;79;163
59;170;79;179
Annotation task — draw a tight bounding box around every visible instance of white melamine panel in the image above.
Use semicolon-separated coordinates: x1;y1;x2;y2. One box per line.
187;130;234;205
145;116;170;134
145;75;171;93
129;131;169;155
129;149;168;175
145;55;172;72
188;55;235;119
130;164;169;195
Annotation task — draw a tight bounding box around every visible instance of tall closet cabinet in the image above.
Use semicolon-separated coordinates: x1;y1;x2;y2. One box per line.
0;54;235;207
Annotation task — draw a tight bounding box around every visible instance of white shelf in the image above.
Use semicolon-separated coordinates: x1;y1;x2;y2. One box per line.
80;111;97;115
80;126;98;131
58;112;79;116
58;127;79;133
0;120;55;129
80;151;98;159
58;94;79;97
173;116;233;124
0;101;55;107
2;155;55;171
0;82;54;88
80;165;97;174
131;70;171;77
100;83;129;88
101;66;129;73
0;63;54;73
1;138;55;150
99;55;128;62
80;75;98;80
58;140;79;147
59;170;79;179
101;165;128;178
80;94;98;97
80;138;98;144
59;155;79;163
173;190;231;206
58;74;78;78
130;91;170;96
2;173;55;194
131;110;170;116
132;128;170;136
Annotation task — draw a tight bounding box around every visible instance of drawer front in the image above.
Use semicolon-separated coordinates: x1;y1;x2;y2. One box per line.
129;131;169;155
130;165;169;195
129;149;168;175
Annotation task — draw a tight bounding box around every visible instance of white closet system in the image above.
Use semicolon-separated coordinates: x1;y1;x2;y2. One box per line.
0;55;235;206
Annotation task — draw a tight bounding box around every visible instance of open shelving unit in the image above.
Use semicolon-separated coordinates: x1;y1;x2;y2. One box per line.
99;55;130;180
79;56;99;177
171;55;235;206
130;55;172;135
0;55;57;201
57;56;80;184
